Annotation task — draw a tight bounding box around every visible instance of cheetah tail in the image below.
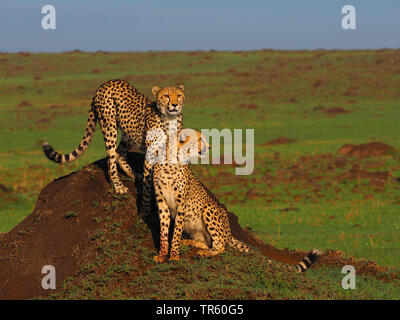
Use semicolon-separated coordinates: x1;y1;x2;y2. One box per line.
293;249;321;273
229;237;252;253
42;106;97;164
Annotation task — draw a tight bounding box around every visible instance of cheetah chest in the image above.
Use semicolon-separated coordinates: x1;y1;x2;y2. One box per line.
154;165;185;217
154;165;203;230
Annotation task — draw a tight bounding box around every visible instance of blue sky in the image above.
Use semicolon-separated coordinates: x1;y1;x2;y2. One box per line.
0;0;399;52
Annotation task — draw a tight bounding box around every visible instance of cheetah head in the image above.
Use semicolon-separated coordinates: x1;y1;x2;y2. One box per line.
178;129;210;164
152;85;185;118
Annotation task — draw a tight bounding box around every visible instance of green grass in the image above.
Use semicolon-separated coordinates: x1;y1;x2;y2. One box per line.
231;202;399;268
47;214;400;300
65;211;78;218
1;49;399;298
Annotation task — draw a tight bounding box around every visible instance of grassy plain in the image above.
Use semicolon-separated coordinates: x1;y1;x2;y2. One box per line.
0;49;399;298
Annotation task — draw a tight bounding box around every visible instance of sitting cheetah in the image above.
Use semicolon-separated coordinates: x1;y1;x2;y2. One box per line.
42;79;185;214
152;129;321;272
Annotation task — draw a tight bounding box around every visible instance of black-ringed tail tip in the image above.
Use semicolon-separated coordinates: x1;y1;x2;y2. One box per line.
294;249;322;273
42;142;63;163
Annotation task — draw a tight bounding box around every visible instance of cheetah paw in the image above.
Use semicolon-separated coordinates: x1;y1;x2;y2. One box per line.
196;249;219;257
114;184;129;195
168;255;180;262
154;255;168;264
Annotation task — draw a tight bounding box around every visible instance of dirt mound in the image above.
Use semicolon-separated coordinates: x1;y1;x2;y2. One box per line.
313;106;350;115
0;159;141;300
338;164;392;192
68;49;84;54
211;155;240;166
323;107;350;114
339;164;390;182
338;142;396;158
16;100;32;108
238;103;258;110
0;154;392;299
0;184;12;194
18;51;30;57
312;80;324;88
263;137;296;146
0;184;18;209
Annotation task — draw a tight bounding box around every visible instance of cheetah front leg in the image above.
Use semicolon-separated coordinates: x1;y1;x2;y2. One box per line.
154;194;171;263
169;205;186;261
99;117;129;195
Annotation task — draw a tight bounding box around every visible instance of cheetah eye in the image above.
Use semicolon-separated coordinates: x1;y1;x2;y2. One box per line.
177;94;182;98
163;95;169;99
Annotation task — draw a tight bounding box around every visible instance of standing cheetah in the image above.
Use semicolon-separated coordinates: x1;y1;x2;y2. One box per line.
42;79;184;214
152;129;321;272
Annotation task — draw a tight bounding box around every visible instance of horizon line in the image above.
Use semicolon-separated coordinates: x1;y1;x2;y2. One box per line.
2;47;400;54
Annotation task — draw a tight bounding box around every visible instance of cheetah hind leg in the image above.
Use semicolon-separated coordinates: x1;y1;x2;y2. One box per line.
116;153;136;181
116;134;143;181
99;117;128;195
195;240;225;257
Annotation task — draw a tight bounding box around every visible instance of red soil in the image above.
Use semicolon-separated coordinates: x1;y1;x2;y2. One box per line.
338;142;396;158
16;100;32;108
263;137;296;146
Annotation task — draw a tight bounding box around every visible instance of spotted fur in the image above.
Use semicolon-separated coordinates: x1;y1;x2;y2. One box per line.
42;80;185;213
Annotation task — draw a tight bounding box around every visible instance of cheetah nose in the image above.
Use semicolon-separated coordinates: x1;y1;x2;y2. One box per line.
171;103;178;107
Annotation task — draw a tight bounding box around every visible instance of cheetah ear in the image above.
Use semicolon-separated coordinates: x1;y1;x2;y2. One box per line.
178;84;184;92
152;86;161;98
